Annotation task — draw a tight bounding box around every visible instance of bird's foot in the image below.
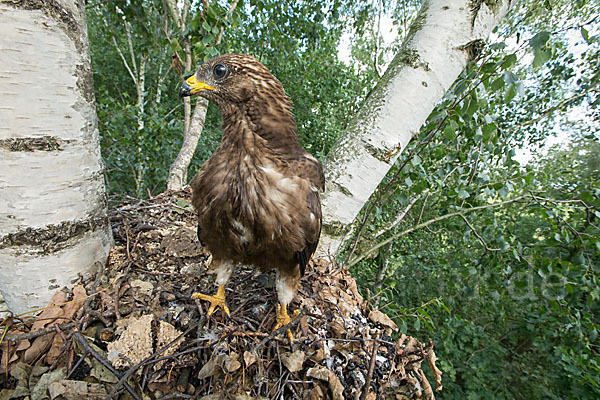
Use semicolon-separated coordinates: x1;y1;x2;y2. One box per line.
192;285;230;316
274;304;300;342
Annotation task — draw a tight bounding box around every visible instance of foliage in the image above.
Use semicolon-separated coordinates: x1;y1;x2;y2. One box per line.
344;1;600;398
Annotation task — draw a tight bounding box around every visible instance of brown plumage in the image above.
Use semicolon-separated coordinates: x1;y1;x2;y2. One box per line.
179;54;324;338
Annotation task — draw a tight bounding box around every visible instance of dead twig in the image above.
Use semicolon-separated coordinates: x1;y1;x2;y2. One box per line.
4;322;76;343
253;309;306;350
72;332;141;400
360;332;380;400
105;319;202;400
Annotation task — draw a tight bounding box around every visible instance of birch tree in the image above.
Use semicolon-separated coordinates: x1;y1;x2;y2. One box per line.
165;0;239;190
318;0;517;255
0;0;112;313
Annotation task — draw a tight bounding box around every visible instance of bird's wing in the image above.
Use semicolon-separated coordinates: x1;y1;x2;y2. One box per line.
292;153;324;276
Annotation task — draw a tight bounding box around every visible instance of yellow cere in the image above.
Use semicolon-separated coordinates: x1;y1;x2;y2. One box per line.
185;75;215;93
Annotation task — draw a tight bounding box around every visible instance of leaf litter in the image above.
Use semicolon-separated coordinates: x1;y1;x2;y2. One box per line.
0;188;442;399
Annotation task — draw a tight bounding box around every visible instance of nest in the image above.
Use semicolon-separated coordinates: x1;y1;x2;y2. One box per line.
0;189;442;400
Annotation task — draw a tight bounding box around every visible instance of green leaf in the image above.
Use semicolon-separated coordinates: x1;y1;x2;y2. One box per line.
202;21;212;32
581;27;590;44
530;31;550;51
443;126;456;140
465;96;479;117
532;49;551;68
411;155;422;166
500;53;517;70
405;177;413;187
482;123;497;141
207;5;218;19
505;84;517;104
498;186;509;198
491;77;505;91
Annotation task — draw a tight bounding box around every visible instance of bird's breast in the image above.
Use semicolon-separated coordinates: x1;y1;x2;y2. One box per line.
194;152;308;263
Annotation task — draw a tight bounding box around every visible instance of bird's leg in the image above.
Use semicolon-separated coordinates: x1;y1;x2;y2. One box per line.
192;260;233;317
193;285;229;316
273;269;301;341
274;303;300;341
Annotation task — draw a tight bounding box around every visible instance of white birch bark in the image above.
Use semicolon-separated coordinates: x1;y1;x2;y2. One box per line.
0;0;112;313
317;0;516;256
166;98;209;190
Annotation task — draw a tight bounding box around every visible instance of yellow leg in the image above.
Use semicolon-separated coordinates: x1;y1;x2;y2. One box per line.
274;304;300;341
192;285;230;316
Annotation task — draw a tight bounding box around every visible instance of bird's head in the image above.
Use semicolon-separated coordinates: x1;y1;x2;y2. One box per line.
179;54;288;108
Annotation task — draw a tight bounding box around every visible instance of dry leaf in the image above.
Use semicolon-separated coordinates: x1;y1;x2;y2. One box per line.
62;285;87;319
131;279;154;298
9;362;32;398
24;291;67;364
281;350;304;373
427;349;443;391
368;309;398;331
308;383;325;400
197;353;240;379
328;371;344;400
307;366;329;381
307;365;344;400
30;367;66;400
417;368;435;400
243;350;257;367
48;380;107;399
224;353;241;372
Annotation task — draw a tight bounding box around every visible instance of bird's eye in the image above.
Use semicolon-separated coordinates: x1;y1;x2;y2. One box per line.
213;64;227;79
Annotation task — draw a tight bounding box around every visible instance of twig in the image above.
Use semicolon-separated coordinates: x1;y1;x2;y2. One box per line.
253;309;306;350
4;322;76;342
105;320;202;400
360;333;380;400
72;333;141;400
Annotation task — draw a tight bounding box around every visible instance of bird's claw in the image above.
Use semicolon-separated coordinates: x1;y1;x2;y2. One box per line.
274;304;300;342
192;285;230;316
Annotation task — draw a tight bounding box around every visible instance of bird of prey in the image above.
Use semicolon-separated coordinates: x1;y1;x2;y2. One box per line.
179;54;324;340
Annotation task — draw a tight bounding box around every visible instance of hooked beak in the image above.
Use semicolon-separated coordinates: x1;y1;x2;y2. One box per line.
178;75;215;99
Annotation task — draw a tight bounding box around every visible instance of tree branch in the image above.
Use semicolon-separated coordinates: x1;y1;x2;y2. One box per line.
374;190;426;238
349;195;531;267
512;80;600;130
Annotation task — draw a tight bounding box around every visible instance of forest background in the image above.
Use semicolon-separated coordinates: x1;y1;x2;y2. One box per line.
87;0;599;398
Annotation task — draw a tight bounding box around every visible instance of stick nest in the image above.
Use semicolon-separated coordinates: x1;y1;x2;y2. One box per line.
1;189;442;400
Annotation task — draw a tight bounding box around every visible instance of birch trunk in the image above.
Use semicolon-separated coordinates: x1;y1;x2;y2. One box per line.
166;98;208;189
0;0;112;313
317;0;516;256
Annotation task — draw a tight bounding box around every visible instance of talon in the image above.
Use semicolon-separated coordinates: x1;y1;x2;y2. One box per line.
274;304;298;341
192;285;230;316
